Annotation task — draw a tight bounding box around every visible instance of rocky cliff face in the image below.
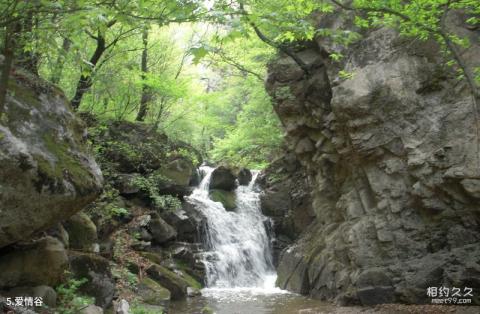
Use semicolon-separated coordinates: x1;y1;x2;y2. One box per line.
266;11;480;305
0;70;103;248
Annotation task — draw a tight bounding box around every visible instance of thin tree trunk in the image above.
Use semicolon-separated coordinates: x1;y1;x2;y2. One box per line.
50;37;71;84
16;11;39;75
136;28;150;121
0;22;19;116
70;34;106;110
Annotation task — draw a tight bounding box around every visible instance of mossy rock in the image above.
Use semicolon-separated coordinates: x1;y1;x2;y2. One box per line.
157;158;194;187
140;252;163;265
68;252;115;308
209;189;237;211
138;277;171;306
146;264;201;300
0;236;68;289
0;73;103;248
63;212;98;251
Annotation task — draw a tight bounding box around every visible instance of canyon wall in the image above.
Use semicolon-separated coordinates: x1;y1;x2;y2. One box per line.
265;10;480;305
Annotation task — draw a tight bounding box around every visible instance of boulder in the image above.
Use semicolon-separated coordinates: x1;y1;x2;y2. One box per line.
69;252;115;309
158;158;194;187
80;305;104;314
146;264;200;300
137;278;171;307
46;223;70;248
0;71;103;248
114;299;130;314
189;168;202;186
209;166;236;191
237;168;252;185
209;189;237;211
161;206;201;242
90;120;200;176
63;212;98;251
148;215;177;244
2;285;57;308
0;236;68;289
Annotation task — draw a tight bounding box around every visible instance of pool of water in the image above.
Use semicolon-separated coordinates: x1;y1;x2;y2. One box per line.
169;288;340;314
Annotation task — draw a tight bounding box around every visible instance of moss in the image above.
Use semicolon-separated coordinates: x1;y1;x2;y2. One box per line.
177;269;202;290
140;252;163;265
209;189;237;211
138;278;171;305
35;134;94;193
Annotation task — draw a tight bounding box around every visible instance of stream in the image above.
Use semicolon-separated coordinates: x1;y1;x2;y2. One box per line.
170;166;335;314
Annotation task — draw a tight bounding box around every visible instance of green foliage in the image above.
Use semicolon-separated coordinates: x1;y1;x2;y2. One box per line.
111;265;138;288
132;175;181;211
110;205;129;217
210;80;283;169
56;276;94;314
7;0;477;172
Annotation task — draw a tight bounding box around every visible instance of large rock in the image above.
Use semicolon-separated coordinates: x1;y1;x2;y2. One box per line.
209;189;237;211
1;285;57;308
63;212;98;251
148;214;177;244
161;205;204;243
158;158;194;187
90;120;200;176
209;166;236;191
0;71;103;248
137;277;171;307
146;264;200;300
80;305;104;314
266;10;480;306
0;236;68;289
237;168;252;186
69;252;115;309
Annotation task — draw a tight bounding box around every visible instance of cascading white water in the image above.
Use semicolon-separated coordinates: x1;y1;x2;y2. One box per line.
186;166;277;290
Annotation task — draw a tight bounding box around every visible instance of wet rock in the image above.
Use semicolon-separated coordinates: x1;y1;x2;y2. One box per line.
146;264;199;300
63;212;98;251
209;189;237;211
137;277;171;307
187;286;201;297
161;208;198;242
69;252;115;309
237;168;252;185
209;166;236;191
0;71;103;248
0;236;68;289
189;168;202;186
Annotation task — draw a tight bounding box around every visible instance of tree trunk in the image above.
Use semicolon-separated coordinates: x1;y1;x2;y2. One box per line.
70;34;106;110
0;22;20;116
136;28;150;121
50;38;71;85
16;11;39;75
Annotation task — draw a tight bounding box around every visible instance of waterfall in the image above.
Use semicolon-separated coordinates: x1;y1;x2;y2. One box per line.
186;166;276;290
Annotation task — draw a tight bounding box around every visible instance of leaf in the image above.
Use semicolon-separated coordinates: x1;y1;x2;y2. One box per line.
189;47;209;64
